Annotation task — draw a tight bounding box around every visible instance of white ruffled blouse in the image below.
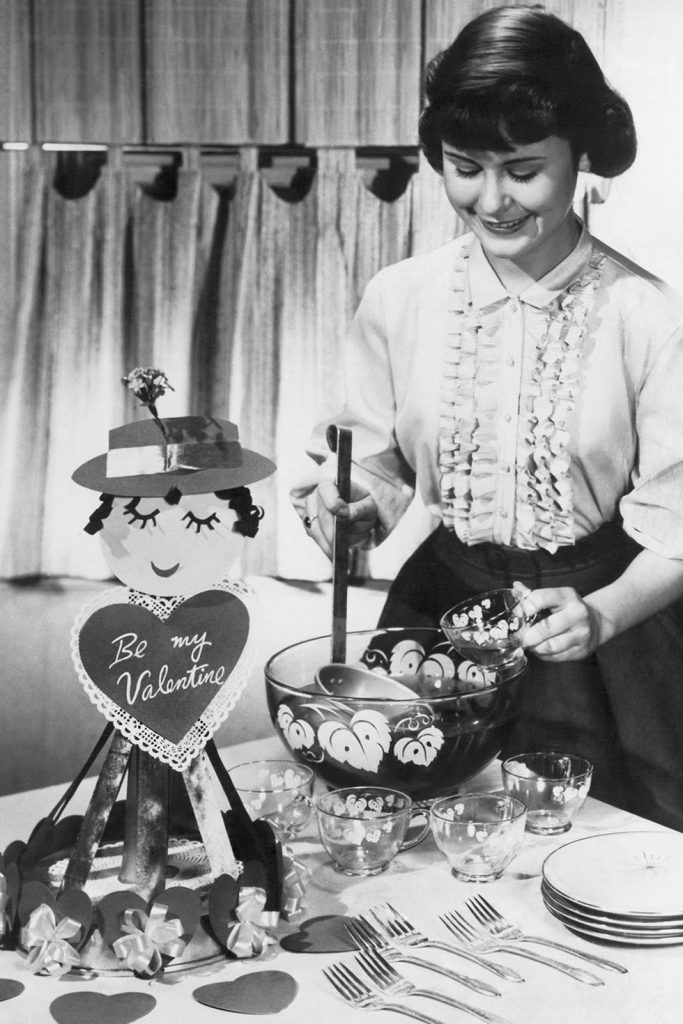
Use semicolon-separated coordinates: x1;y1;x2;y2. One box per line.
302;225;683;559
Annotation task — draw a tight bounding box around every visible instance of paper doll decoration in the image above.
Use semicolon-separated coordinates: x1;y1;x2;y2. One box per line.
71;412;274;767
7;370;297;977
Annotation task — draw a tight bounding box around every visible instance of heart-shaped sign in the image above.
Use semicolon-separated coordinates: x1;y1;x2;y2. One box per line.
279;915;357;953
50;992;156;1024
193;971;298;1015
75;590;249;764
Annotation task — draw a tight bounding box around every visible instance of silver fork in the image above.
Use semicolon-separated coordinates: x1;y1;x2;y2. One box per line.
440;909;604;986
346;916;502;998
466;894;628;974
323;961;447;1023
356;947;515;1024
370;901;524;983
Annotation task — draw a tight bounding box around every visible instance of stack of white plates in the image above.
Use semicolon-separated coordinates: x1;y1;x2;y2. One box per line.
542;830;683;946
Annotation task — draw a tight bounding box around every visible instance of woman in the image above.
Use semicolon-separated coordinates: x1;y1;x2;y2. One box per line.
292;6;683;831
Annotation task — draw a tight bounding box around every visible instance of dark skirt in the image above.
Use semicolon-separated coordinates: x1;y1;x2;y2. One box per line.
378;522;683;832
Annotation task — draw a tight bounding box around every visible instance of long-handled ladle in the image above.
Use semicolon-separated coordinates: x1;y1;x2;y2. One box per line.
328;424;352;666
312;426;417;700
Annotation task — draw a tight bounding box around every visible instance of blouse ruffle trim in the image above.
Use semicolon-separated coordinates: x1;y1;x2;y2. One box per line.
438;242;605;552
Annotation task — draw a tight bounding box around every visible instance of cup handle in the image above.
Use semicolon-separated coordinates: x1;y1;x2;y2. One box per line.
401;805;431;850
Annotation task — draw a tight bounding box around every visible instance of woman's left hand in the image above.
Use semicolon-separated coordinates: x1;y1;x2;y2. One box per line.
515;583;604;662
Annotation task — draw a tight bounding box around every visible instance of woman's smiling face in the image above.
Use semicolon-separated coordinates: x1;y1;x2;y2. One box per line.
441;135;581;279
99;493;245;596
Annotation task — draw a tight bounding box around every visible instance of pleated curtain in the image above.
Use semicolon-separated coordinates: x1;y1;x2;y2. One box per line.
0;147;459;582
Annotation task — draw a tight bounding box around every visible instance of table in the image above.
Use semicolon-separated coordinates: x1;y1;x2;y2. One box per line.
1;734;680;1024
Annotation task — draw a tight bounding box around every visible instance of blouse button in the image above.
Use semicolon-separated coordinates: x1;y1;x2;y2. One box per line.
503;413;512;423
507;357;515;367
500;510;509;518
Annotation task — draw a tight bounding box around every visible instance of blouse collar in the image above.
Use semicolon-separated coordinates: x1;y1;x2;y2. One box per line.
467;220;594;310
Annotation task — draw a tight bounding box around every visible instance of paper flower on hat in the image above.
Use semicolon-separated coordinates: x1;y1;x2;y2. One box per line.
75;368;274;498
122;367;175;443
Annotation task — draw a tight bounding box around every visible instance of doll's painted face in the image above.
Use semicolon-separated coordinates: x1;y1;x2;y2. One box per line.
99;492;246;596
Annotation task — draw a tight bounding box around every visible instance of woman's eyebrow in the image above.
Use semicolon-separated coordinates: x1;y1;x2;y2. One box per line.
443;147;547;166
503;155;547;166
443;147;476;160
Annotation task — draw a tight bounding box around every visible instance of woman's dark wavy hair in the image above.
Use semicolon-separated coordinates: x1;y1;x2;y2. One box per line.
419;5;636;178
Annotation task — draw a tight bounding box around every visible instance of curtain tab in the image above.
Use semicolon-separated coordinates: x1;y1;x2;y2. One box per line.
29;143;45;170
180;147;201;173
107;146;123;172
238;147;259;173
318;148;356;174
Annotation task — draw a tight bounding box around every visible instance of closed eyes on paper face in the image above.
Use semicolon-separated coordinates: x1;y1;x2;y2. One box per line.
99;493;244;596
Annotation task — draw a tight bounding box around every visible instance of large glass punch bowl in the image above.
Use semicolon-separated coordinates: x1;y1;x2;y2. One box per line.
265;628;523;802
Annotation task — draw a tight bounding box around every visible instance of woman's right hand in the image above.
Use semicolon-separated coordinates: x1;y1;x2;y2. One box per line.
302;480;379;559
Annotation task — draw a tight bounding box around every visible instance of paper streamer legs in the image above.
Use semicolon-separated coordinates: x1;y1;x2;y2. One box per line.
62;732;132;892
58;730;239;902
183;755;239;878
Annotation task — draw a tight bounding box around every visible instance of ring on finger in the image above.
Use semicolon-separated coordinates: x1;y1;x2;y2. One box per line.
303;514;318;530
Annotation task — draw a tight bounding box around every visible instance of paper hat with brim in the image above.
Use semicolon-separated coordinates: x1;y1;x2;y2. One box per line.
72;417;276;497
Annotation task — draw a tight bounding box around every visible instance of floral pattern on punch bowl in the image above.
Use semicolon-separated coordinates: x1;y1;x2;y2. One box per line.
265;628;524;801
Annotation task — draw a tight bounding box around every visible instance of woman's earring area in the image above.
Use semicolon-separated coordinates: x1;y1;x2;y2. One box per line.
577;153;591;173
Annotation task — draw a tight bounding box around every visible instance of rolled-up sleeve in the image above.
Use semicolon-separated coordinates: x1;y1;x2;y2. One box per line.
621;323;683;559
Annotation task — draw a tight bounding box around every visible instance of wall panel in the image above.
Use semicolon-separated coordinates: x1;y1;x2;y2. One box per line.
590;0;683;289
32;0;143;143
295;0;422;146
0;0;32;140
145;0;290;144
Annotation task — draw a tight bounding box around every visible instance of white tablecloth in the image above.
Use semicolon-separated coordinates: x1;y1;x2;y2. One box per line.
0;734;680;1024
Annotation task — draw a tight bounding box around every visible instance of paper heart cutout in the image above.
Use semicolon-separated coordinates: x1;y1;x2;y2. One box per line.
1;862;20;936
18;880;54;926
2;840;26;868
53;888;93;948
219;813;282;912
50;992;156;1024
24;815;84;866
207;875;241;948
96;887;203;950
96;892;148;949
152;886;203;941
18;881;93;947
279;915;357;953
236;859;268;891
78;591;249;746
0;979;24;1002
194;971;298;1014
